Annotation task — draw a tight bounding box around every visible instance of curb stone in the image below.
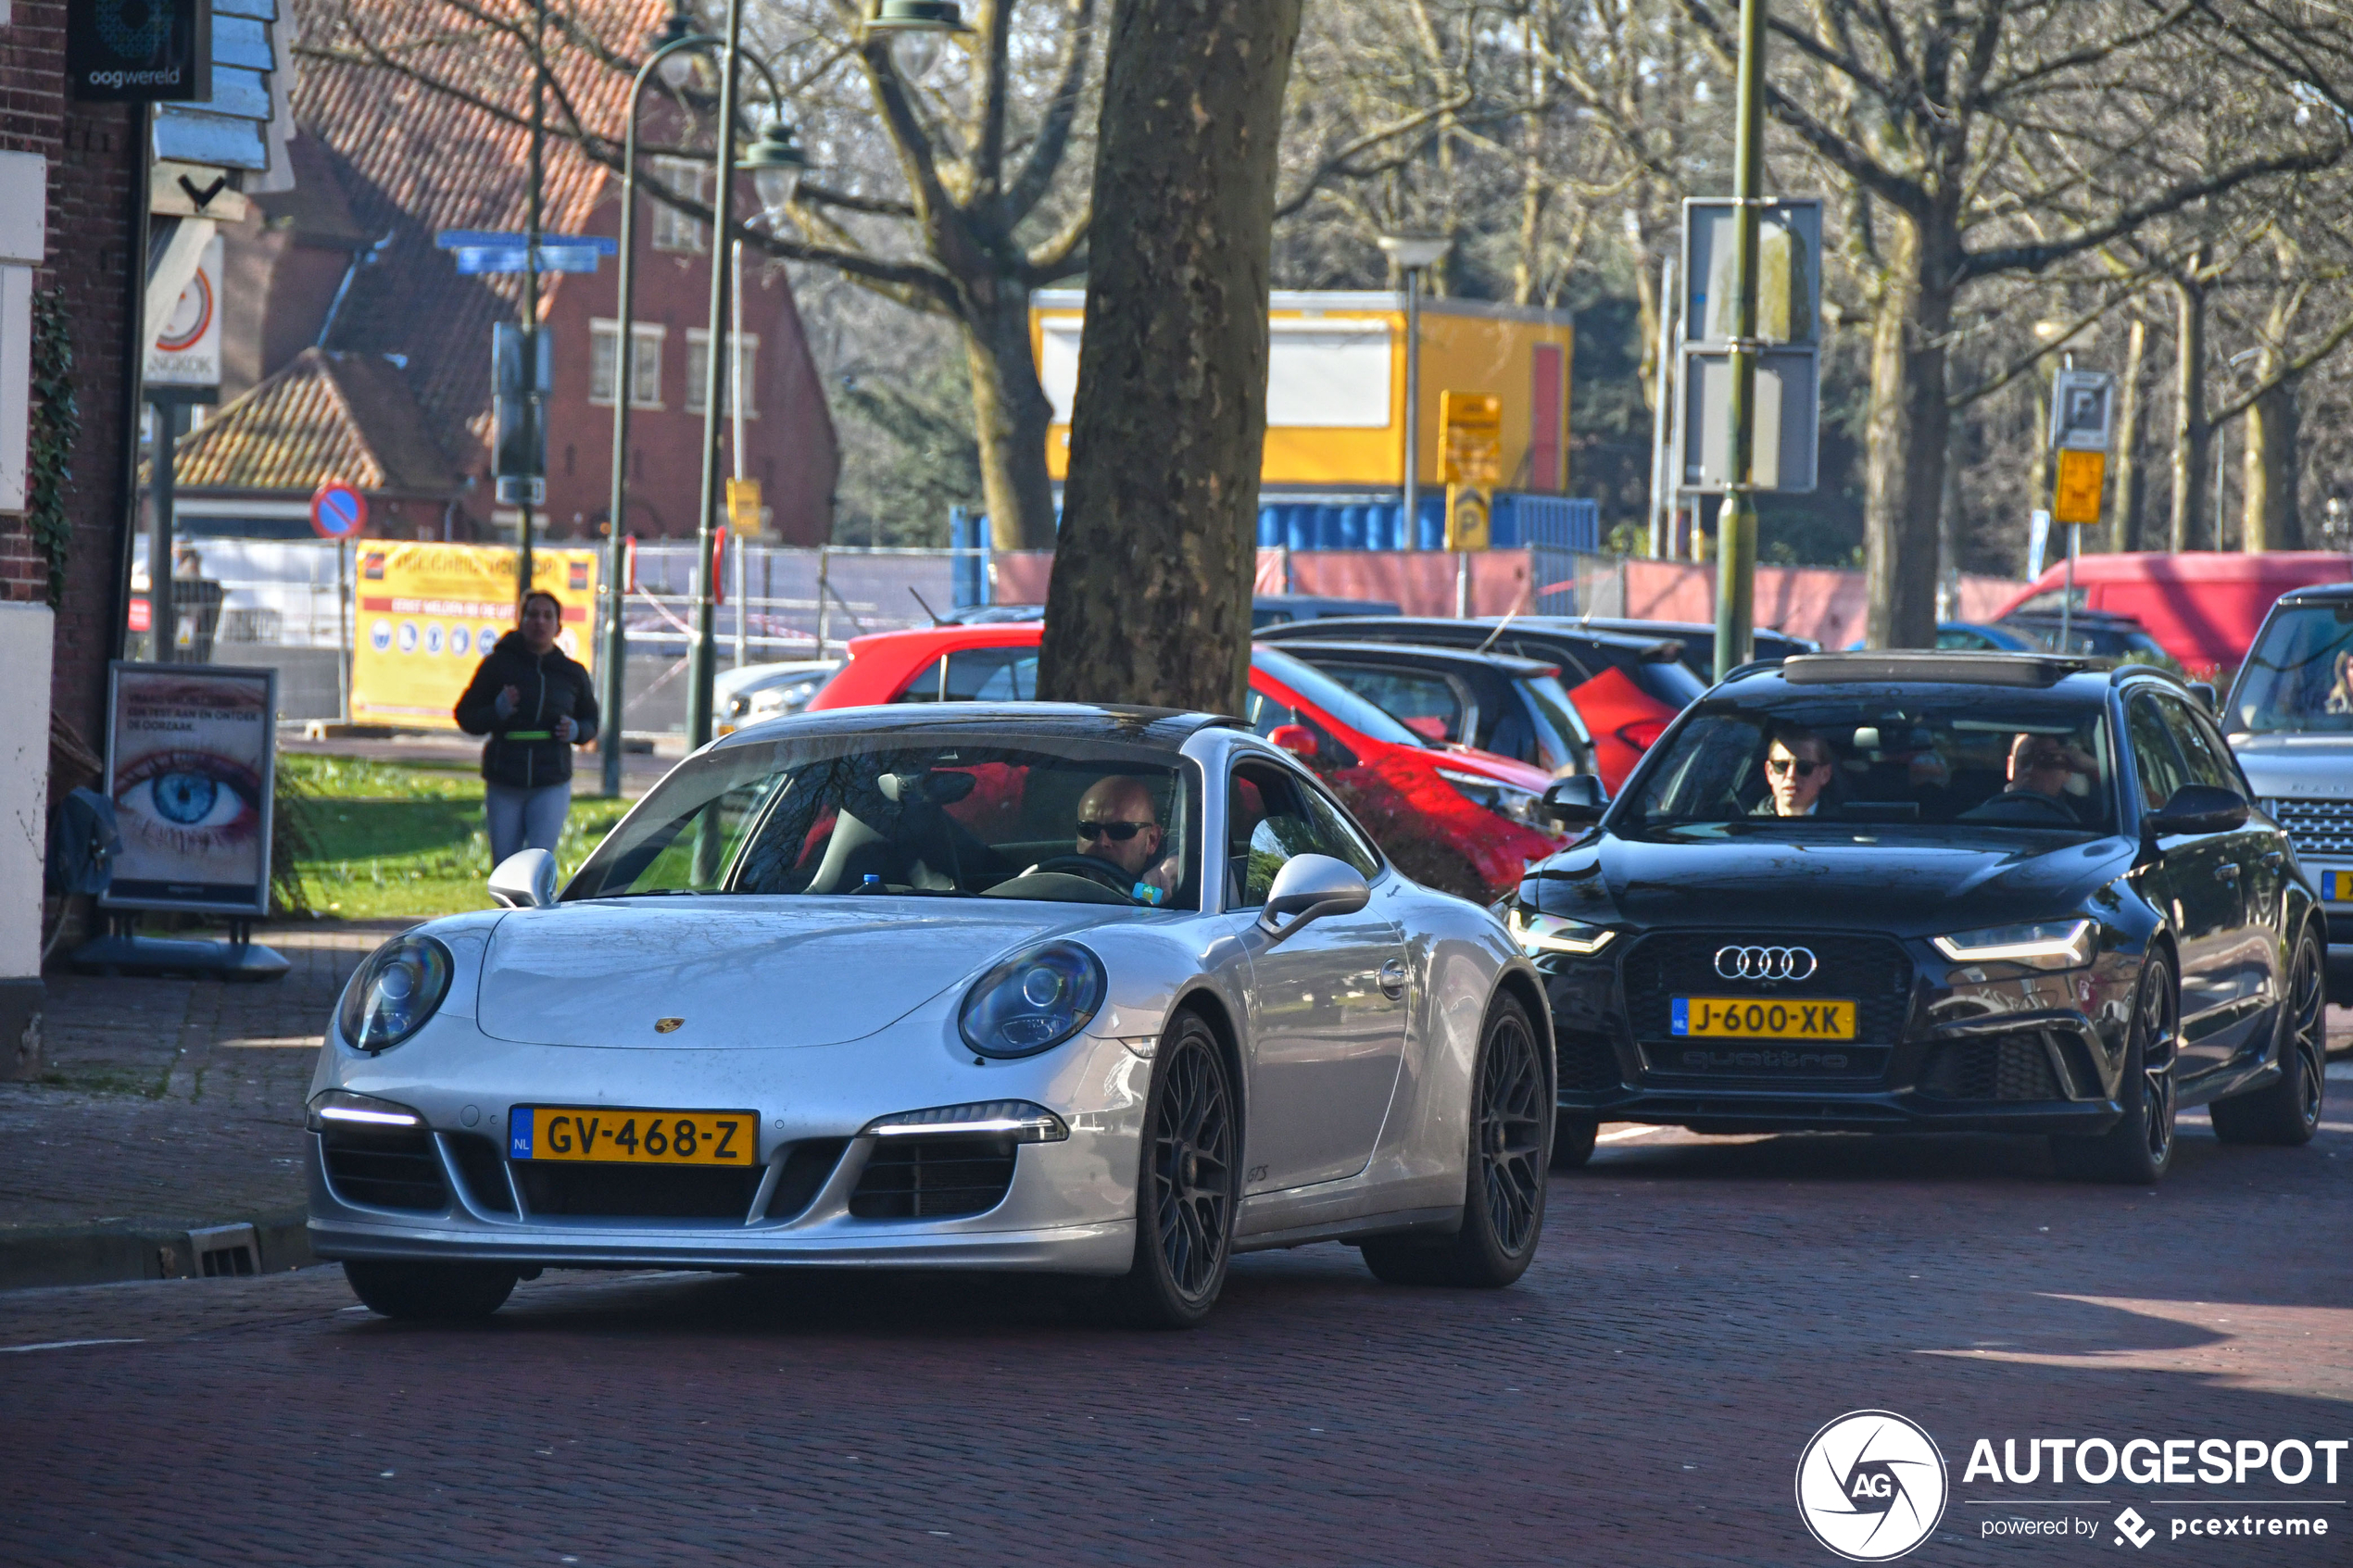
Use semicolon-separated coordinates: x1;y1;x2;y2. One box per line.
0;1208;313;1293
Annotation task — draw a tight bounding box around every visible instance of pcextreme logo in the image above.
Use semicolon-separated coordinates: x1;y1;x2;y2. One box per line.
1796;1410;1951;1562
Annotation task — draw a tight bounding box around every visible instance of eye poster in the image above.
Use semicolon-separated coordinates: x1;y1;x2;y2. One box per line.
101;662;278;916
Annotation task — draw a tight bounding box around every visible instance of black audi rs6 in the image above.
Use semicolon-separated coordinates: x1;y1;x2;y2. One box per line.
1510;651;2327;1183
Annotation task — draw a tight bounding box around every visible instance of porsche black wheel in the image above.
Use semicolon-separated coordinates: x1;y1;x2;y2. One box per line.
1363;995;1548;1288
2053;951;2178;1184
1109;1011;1237;1329
2212;924;2325;1147
343;1260;519;1322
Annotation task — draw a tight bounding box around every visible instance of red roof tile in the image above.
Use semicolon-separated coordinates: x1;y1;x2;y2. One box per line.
169;347;462;495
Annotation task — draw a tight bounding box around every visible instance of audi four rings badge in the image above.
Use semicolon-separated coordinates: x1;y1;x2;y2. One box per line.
1715;945;1819;981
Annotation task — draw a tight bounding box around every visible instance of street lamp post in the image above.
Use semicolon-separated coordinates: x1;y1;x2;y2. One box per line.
1377;233;1450;574
599;12;720;799
683;1;951;759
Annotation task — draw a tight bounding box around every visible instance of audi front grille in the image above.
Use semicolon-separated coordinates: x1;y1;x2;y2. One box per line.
1618;932;1916;1064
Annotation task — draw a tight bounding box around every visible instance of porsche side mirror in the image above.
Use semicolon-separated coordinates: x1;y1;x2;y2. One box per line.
1541;773;1608;825
2142;784;2248;840
1266;723;1319;761
1257;853;1369;946
489;847;560;909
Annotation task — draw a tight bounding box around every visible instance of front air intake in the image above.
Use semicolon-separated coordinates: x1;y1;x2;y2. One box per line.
849;1135;1017;1220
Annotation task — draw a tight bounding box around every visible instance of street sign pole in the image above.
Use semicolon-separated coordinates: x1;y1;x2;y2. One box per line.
687;0;749;766
1713;0;1766;683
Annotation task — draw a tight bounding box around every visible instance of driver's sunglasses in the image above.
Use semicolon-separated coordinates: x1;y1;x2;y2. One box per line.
1765;756;1823;778
2022;749;2071;770
1077;820;1154;842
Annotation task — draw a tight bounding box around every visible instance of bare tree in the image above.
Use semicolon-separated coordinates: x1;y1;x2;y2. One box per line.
1035;0;1304;712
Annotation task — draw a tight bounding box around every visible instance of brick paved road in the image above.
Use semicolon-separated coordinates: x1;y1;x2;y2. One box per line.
2;1104;2347;1566
0;922;401;1235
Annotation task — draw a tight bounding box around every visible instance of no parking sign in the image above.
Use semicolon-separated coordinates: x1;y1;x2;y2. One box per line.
310;483;368;540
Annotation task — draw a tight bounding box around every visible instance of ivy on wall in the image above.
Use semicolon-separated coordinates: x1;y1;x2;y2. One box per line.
27;286;79;608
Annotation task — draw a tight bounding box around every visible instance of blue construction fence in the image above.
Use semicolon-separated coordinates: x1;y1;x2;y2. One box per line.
1254;493;1599;554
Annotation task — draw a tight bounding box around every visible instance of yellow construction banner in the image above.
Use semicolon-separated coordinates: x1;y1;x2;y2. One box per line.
2053;448;2107;526
1439;391;1504;485
350;543;599;728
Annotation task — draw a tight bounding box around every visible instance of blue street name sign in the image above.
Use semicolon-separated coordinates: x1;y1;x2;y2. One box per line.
434;230;619;276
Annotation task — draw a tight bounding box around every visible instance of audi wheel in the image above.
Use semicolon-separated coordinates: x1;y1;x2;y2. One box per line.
2053;951;2177;1185
2212;923;2325;1147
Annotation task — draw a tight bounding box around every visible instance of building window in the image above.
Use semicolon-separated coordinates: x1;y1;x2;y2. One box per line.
589;320;665;408
684;331;758;417
649;156;710;253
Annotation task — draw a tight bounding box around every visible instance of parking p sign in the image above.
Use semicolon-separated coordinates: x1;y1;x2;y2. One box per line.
311;483;368;540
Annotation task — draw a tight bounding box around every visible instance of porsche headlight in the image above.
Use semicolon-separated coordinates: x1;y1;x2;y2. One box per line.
1931;919;2095;972
336;935;455;1052
1437;767;1544;827
1507;907;1617;957
959;942;1106;1059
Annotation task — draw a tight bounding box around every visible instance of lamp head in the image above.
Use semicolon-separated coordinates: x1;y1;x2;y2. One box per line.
740;112;810;216
1376;233;1451;271
868;0;966;73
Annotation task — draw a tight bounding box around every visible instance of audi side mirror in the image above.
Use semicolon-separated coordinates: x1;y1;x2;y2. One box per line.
1257;853;1370;947
488;848;560;909
2142;784;2248;840
2187;681;2217;714
1541;774;1608;825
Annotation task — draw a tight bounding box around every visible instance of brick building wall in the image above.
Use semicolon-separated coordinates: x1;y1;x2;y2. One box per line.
1;2;145;748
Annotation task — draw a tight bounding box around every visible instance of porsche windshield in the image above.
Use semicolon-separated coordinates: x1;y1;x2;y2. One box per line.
569;731;1202;908
1626;692;2116;833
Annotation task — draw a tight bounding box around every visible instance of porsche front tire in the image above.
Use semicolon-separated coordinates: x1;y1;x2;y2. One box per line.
343;1260;520;1322
1362;995;1548;1288
1108;1010;1238;1329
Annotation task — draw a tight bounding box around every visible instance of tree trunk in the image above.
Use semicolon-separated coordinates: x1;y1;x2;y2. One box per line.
2112;315;2148;552
2169;270;2208;552
961;282;1062;551
1862;211;1956;648
1033;0;1304;712
2243;373;2301;551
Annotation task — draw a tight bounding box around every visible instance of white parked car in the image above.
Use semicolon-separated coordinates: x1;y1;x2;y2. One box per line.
308;705;1553;1326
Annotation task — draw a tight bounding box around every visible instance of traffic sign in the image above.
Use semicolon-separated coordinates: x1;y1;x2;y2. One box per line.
2050;369;2116;452
310;483;368;539
2054;449;2107;526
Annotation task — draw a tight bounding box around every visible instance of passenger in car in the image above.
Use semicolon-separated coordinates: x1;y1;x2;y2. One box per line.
1754;727;1836;817
1076;775;1179;900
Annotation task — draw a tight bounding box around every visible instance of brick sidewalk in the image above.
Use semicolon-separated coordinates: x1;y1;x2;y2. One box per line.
0;920;407;1236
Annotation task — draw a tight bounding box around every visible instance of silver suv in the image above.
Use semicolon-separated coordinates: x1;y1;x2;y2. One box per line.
2226;583;2353;999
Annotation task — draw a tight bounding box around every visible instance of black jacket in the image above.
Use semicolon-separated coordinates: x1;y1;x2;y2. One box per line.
454;632;600;789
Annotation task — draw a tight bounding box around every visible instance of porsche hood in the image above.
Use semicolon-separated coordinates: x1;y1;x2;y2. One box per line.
473;899;1108;1049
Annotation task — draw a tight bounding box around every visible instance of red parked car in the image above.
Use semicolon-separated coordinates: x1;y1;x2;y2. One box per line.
807;623;1565;895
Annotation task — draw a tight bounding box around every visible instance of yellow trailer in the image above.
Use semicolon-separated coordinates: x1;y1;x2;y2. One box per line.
1030;290;1573;494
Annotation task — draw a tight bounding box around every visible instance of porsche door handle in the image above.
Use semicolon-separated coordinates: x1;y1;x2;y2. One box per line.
1378;959;1408;999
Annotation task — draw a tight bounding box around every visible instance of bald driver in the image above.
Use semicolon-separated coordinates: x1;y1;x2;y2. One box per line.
1075;775;1178;901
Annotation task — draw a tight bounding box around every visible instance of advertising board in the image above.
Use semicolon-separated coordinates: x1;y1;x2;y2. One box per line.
100;661;277;916
350;543;598;729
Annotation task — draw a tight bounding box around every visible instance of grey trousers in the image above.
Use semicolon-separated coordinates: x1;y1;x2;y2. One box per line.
485;781;572;865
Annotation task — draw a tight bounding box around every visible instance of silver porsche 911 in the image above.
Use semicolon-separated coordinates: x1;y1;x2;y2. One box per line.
307;705;1553;1327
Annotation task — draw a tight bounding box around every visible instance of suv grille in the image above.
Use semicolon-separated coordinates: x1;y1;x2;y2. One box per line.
1620;932;1914;1049
2268;797;2353;858
849;1135;1017;1220
321;1127;447;1211
1922;1034;2062;1100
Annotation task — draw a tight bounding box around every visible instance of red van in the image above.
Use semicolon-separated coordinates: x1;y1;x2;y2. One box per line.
1993;552;2351;672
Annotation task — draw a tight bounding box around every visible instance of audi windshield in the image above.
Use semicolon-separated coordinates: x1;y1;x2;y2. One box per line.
1625;692;2116;834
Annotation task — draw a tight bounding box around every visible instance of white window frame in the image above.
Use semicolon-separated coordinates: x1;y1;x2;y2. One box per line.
684;330;758;418
648;156;710;254
589;320;666;408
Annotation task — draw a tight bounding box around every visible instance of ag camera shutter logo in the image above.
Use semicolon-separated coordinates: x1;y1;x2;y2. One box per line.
1795;1411;1949;1561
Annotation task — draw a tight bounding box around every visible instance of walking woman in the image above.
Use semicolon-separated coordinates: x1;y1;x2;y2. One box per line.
455;590;600;865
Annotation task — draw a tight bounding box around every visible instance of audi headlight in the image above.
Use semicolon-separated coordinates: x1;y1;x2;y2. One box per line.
1931;919;2095;972
1507;907;1617;957
336;935;455;1052
1438;767;1543;827
959;942;1106;1059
